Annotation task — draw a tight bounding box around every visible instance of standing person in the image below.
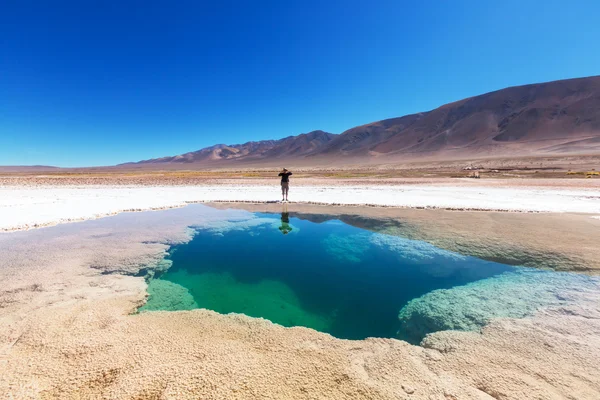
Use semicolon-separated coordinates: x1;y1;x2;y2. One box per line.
278;168;292;202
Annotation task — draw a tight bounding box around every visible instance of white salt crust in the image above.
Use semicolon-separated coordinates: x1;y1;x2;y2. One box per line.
2;184;600;231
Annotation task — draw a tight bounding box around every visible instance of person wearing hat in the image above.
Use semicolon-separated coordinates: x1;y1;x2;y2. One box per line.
278;168;292;202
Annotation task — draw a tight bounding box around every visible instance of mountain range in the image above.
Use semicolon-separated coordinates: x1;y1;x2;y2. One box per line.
133;130;337;165
126;75;600;167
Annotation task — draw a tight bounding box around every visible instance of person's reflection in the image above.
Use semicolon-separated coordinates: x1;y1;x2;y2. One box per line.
279;204;292;235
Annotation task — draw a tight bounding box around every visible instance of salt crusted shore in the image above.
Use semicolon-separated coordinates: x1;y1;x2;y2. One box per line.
2;184;600;231
1;205;599;399
1;184;600;399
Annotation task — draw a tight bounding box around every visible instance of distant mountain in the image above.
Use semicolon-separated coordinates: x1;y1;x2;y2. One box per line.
0;165;59;172
315;75;600;160
128;130;337;165
128;76;600;167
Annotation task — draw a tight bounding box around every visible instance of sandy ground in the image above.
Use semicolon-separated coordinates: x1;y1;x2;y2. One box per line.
1;205;599;400
2;174;600;188
1;181;600;231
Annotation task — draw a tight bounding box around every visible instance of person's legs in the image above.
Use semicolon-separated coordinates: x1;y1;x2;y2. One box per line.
281;182;289;201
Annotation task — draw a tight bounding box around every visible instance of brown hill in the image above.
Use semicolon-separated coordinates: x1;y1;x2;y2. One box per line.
127;130;337;166
0;165;59;173
315;75;600;161
130;76;600;167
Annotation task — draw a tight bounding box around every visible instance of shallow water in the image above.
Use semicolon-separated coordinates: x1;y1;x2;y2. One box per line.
1;201;595;344
141;210;518;341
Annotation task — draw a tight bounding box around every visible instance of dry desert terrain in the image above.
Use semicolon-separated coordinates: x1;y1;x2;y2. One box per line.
1;168;599;399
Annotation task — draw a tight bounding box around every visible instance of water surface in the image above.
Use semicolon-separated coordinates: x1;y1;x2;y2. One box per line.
141;211;516;341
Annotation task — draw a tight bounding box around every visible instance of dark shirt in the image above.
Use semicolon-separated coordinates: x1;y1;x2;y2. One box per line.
278;171;292;183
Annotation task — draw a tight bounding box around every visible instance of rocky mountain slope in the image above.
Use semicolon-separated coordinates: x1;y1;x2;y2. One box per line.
129;76;600;167
314;75;600;161
128;130;337;165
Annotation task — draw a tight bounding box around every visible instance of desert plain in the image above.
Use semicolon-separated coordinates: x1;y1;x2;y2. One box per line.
1;161;600;400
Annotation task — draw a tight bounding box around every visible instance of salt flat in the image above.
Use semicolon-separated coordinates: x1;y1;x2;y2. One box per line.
1;205;599;400
1;182;600;399
2;184;600;231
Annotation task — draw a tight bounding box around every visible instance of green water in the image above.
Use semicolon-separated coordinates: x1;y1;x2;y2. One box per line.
140;211;522;341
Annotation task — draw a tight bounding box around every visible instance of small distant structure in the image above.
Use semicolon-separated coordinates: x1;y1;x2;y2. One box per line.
468;170;480;179
566;170;599;178
463;165;484;171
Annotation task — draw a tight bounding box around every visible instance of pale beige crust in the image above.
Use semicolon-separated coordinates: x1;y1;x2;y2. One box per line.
1;205;599;399
1;175;599;189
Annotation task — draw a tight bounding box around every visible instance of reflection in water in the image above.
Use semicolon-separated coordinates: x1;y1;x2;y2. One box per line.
141;211;523;341
279;204;292;235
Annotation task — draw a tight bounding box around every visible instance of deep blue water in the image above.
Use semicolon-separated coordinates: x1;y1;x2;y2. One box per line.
144;212;515;341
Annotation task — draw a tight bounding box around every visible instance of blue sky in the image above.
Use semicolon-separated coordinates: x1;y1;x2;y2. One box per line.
1;0;599;167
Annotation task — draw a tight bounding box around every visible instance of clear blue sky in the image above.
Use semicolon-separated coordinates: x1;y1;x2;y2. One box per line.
1;0;599;167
